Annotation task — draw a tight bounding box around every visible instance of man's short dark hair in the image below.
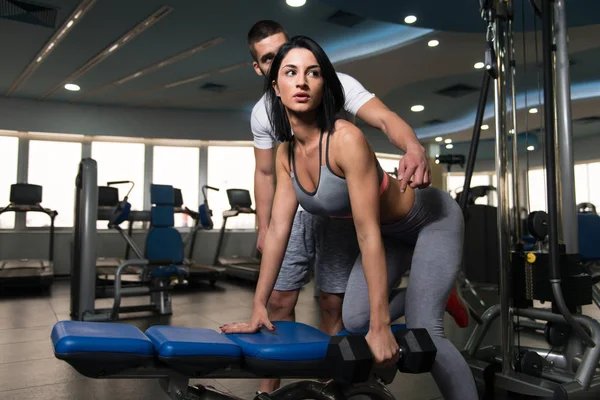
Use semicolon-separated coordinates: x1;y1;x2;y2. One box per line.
247;20;289;61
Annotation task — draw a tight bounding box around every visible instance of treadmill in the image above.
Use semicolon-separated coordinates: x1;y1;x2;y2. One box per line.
0;183;57;289
213;188;261;282
173;187;225;286
95;183;137;280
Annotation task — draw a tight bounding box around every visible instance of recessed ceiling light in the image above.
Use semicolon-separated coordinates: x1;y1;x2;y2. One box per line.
428;39;439;47
529;107;538;114
481;124;489;130
474;62;485;69
404;15;417;24
64;83;80;91
445;139;452;144
411;104;424;112
446;144;454;149
286;0;306;7
435;137;443;142
527;145;535;151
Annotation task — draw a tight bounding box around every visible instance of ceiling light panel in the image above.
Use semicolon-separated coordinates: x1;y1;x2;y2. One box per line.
39;5;173;100
74;37;225;101
6;0;97;96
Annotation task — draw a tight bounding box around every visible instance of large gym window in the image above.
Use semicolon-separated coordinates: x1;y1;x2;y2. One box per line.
207;146;256;229
527;168;547;212
0;136;19;229
92;142;145;229
27;140;82;227
377;156;401;177
446;173;494;205
153;146;200;227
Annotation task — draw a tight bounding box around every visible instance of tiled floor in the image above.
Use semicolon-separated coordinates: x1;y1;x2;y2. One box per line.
0;276;598;399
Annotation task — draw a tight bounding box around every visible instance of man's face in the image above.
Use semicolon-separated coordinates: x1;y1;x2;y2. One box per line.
252;32;288;77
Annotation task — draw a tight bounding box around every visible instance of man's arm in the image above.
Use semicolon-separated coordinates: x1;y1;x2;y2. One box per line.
336;126;390;332
356;97;429;193
253;144;299;308
254;147;276;250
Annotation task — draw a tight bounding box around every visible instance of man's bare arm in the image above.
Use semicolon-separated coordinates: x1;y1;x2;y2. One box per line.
356;97;430;192
254;147;276;250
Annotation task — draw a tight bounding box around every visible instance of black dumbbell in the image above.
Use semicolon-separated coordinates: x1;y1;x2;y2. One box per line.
325;335;373;383
394;328;437;373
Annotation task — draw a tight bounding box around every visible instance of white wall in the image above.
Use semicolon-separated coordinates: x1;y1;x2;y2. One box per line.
0;97;253;141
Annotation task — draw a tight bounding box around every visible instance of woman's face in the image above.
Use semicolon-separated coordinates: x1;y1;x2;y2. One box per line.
273;48;324;116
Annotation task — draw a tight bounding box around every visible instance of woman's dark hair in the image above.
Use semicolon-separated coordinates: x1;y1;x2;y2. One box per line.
265;35;344;142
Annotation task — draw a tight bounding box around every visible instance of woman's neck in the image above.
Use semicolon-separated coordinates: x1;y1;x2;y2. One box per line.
287;110;320;147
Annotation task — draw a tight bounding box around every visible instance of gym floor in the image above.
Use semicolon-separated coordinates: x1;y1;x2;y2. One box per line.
0;278;598;399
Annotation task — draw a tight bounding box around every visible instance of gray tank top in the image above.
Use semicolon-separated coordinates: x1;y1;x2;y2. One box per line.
289;130;387;218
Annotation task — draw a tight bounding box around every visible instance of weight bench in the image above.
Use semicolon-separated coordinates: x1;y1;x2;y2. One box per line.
51;320;436;400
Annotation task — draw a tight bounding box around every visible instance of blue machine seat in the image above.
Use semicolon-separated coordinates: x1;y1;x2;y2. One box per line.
226;321;330;361
52;321;154;356
578;213;600;262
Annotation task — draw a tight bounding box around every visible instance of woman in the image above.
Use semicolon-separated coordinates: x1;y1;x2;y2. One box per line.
221;36;478;399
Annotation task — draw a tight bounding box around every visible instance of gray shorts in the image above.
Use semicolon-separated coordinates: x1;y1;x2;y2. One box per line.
273;210;359;294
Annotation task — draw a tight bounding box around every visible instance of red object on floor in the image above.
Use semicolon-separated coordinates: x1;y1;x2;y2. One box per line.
446;286;469;328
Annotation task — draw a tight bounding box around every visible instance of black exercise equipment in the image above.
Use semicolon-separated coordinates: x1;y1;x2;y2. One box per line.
0;183;57;289
213;188;261;282
172;186;225;286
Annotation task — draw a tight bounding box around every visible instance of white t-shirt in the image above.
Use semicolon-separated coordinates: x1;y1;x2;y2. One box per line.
251;72;375;149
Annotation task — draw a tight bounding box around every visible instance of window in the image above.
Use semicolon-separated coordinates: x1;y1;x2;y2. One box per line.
527;168;547;212
377;156;401;177
92;142;145;229
574;164;589;205
587;162;600;208
446;172;493;205
207;146;256;229
0;136;19;229
27;140;82;227
153;146;200;227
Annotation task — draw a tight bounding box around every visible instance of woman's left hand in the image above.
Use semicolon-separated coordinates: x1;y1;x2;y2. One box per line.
365;327;401;368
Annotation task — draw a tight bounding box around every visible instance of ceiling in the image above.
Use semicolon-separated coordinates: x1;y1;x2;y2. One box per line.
2;0;600;159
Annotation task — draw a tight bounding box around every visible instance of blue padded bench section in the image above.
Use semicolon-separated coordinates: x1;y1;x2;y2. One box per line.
145;326;242;376
578;213;600;262
146;326;241;358
52;321;153;356
226;321;330;361
51;321;155;377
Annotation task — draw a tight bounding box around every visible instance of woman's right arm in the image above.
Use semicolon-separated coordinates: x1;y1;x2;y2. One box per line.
221;143;298;333
253;143;299;308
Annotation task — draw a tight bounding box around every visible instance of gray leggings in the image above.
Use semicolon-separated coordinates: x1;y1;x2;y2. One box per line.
341;187;478;400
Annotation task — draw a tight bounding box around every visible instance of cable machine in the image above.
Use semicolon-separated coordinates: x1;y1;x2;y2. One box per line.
461;0;600;397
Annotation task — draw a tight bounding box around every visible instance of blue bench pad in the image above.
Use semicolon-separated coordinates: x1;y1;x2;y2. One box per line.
226;321;331;361
145;326;241;358
52;321;154;356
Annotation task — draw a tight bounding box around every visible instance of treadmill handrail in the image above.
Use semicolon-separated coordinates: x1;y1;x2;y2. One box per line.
0;204;58;217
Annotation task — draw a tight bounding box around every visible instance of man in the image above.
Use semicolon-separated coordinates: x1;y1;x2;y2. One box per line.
246;20;465;393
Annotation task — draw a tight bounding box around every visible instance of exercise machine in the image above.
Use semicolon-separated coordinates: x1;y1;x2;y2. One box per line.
0;183;57;289
51;318;436;400
173;186;225;286
71;158;185;321
213;188;261;282
462;1;600;398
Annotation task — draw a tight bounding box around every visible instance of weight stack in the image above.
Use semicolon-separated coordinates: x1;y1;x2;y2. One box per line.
512;250;593;310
